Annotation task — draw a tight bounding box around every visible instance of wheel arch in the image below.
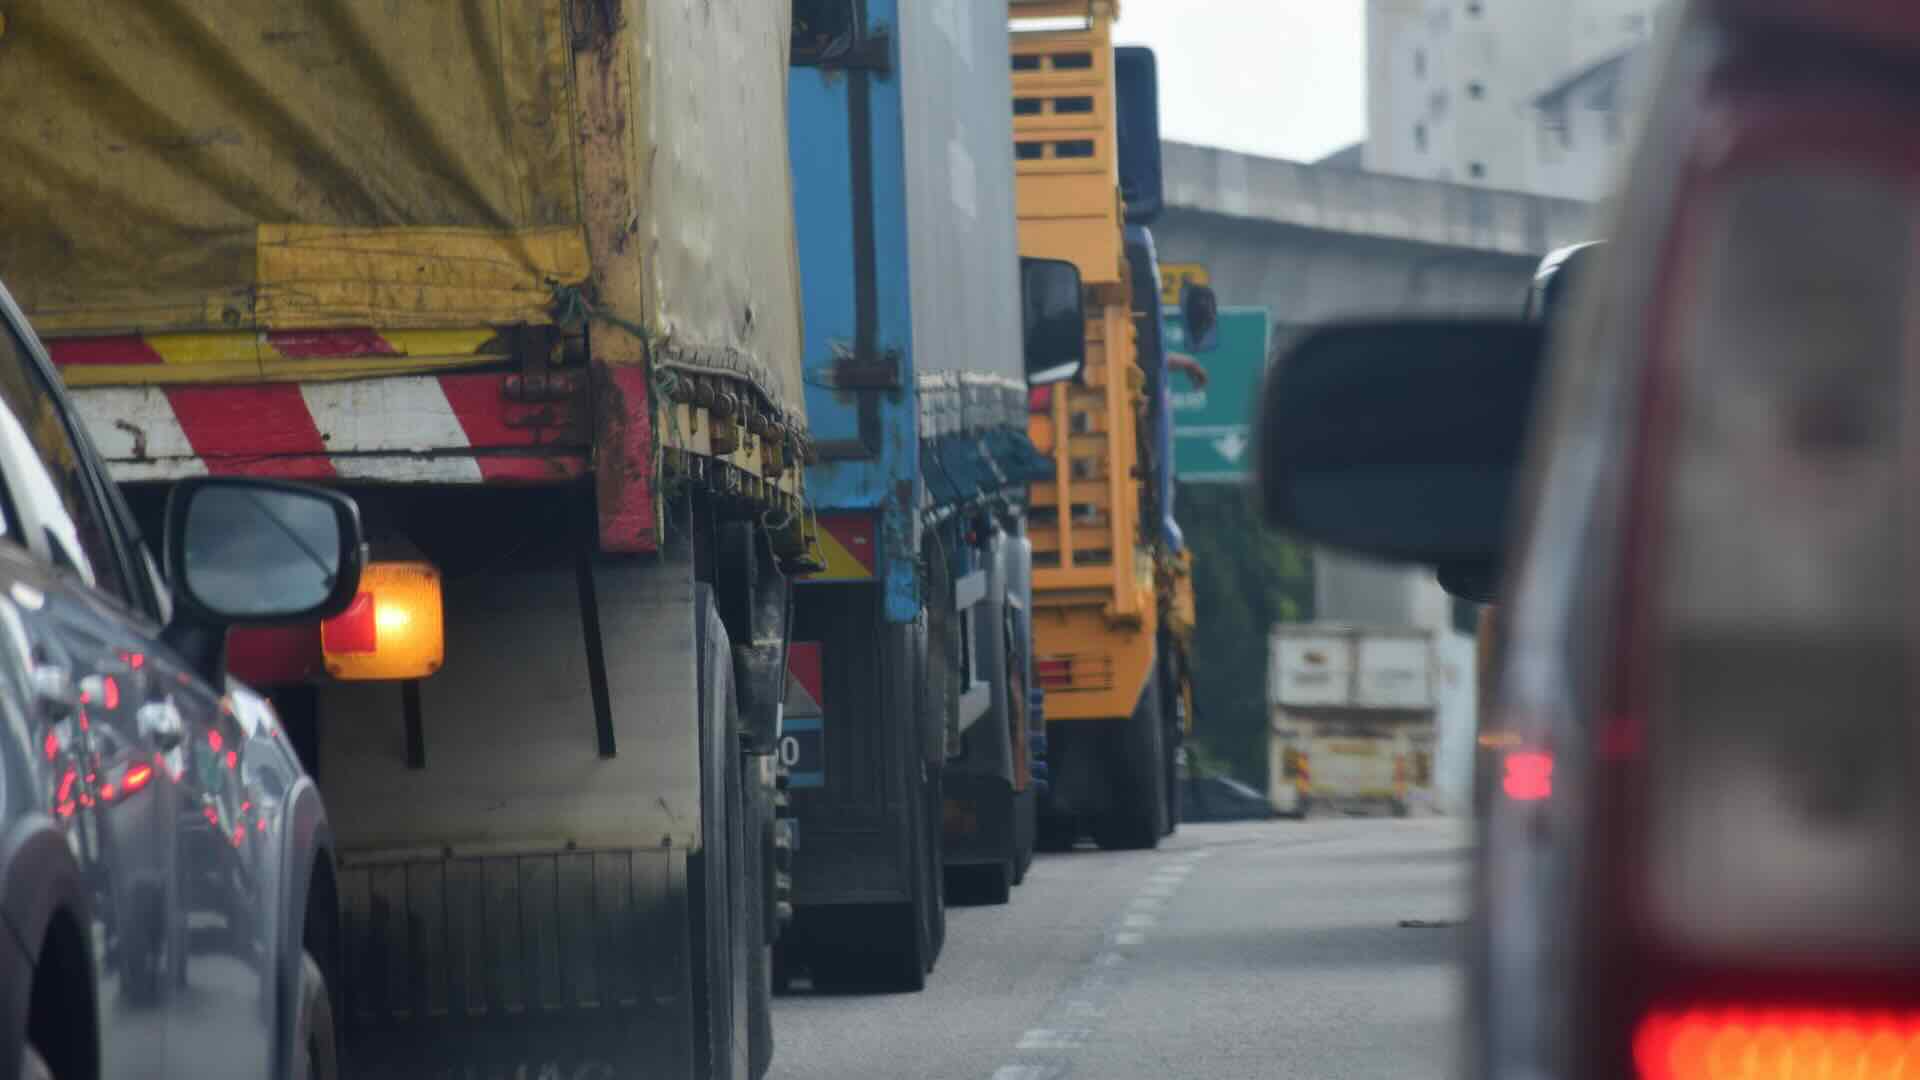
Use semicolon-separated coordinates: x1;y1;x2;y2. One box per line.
277;776;338;1078
0;816;98;1080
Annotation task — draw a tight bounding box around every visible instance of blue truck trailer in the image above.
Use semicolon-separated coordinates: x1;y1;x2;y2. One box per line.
779;0;1083;991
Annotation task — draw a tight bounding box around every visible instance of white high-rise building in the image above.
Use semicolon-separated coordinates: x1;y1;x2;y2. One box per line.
1363;0;1667;200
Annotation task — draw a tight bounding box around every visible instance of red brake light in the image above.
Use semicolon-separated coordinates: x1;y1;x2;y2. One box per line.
1028;385;1053;414
1502;751;1553;802
1635;1006;1920;1080
1036;657;1073;689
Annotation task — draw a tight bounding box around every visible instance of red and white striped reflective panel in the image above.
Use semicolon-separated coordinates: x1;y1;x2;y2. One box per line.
69;376;586;484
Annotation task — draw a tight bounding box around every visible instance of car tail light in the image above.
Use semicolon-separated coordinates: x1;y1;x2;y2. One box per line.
1029;385;1054;414
1502;751;1552;802
1635;1006;1920;1080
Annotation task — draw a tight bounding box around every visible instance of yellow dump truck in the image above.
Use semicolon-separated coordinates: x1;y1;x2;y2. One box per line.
1012;0;1202;850
1;4;810;1077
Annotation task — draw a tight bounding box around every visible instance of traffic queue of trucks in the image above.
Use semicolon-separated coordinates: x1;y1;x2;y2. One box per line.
1;2;1205;1077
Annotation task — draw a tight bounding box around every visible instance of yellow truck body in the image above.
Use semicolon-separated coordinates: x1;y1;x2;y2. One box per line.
1013;1;1161;726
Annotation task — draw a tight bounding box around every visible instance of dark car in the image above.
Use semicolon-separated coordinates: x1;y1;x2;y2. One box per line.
0;282;365;1079
1258;2;1920;1077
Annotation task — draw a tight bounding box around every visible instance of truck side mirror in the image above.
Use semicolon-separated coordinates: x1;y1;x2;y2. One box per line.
1114;46;1165;225
1180;284;1220;353
1021;257;1086;386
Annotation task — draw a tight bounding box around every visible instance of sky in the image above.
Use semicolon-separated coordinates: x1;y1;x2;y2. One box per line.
1111;0;1367;164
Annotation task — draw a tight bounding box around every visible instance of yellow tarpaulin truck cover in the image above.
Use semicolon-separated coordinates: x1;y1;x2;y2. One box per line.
0;0;805;426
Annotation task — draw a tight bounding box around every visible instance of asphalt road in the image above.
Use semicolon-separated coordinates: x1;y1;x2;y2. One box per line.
770;818;1470;1080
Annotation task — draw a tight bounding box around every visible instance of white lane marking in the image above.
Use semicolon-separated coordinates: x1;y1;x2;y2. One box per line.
1139;882;1177;898
1114;930;1146;946
1061;998;1106;1020
1122;912;1157;929
1093;951;1125;968
1129;895;1166;911
1018;1028;1090;1051
992;1067;1060;1080
1190;849;1214;859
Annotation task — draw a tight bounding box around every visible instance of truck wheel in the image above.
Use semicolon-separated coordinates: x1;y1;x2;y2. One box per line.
1163;671;1185;837
1012;793;1035;884
692;585;751;1080
945;860;1014;906
1036;814;1078;853
923;767;946;969
743;752;775;1080
1094;665;1168;852
771;943;794;996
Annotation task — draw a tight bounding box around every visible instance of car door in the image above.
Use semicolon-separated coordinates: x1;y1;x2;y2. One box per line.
0;302;189;1074
163;664;275;1077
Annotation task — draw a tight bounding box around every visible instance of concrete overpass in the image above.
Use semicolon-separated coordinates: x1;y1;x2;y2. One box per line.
1155;140;1597;334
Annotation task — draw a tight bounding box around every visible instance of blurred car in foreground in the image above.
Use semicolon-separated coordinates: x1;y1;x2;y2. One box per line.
1258;1;1920;1077
0;280;365;1079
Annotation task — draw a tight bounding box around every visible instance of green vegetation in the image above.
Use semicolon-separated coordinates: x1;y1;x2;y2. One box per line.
1177;483;1315;788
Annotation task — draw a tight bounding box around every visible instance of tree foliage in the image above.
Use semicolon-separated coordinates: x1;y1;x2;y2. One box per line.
1176;483;1315;788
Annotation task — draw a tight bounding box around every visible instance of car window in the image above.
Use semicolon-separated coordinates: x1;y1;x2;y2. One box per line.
0;318;128;603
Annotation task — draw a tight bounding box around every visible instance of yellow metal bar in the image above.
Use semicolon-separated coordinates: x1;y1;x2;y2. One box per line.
1054;368;1073;566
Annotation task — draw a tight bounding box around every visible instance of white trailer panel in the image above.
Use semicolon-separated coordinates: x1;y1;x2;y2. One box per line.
1270;629;1352;707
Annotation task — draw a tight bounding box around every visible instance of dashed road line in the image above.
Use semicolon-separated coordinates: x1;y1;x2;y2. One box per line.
988;848;1209;1079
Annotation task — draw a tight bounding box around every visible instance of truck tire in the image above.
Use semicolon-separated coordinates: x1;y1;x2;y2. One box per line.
692;585;752;1080
1093;664;1167;852
743;750;776;1080
923;765;946;969
1036;812;1079;853
952;861;1013;905
1161;646;1184;837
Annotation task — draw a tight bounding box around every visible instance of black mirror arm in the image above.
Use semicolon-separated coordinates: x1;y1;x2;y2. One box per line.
162;615;228;687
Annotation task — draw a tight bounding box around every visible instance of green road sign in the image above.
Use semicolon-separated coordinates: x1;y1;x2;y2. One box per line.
1165;307;1271;482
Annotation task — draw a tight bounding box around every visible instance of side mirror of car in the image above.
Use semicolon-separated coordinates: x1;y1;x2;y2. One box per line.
1256;319;1545;602
164;477;366;627
1180;283;1220;353
1021;257;1087;386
